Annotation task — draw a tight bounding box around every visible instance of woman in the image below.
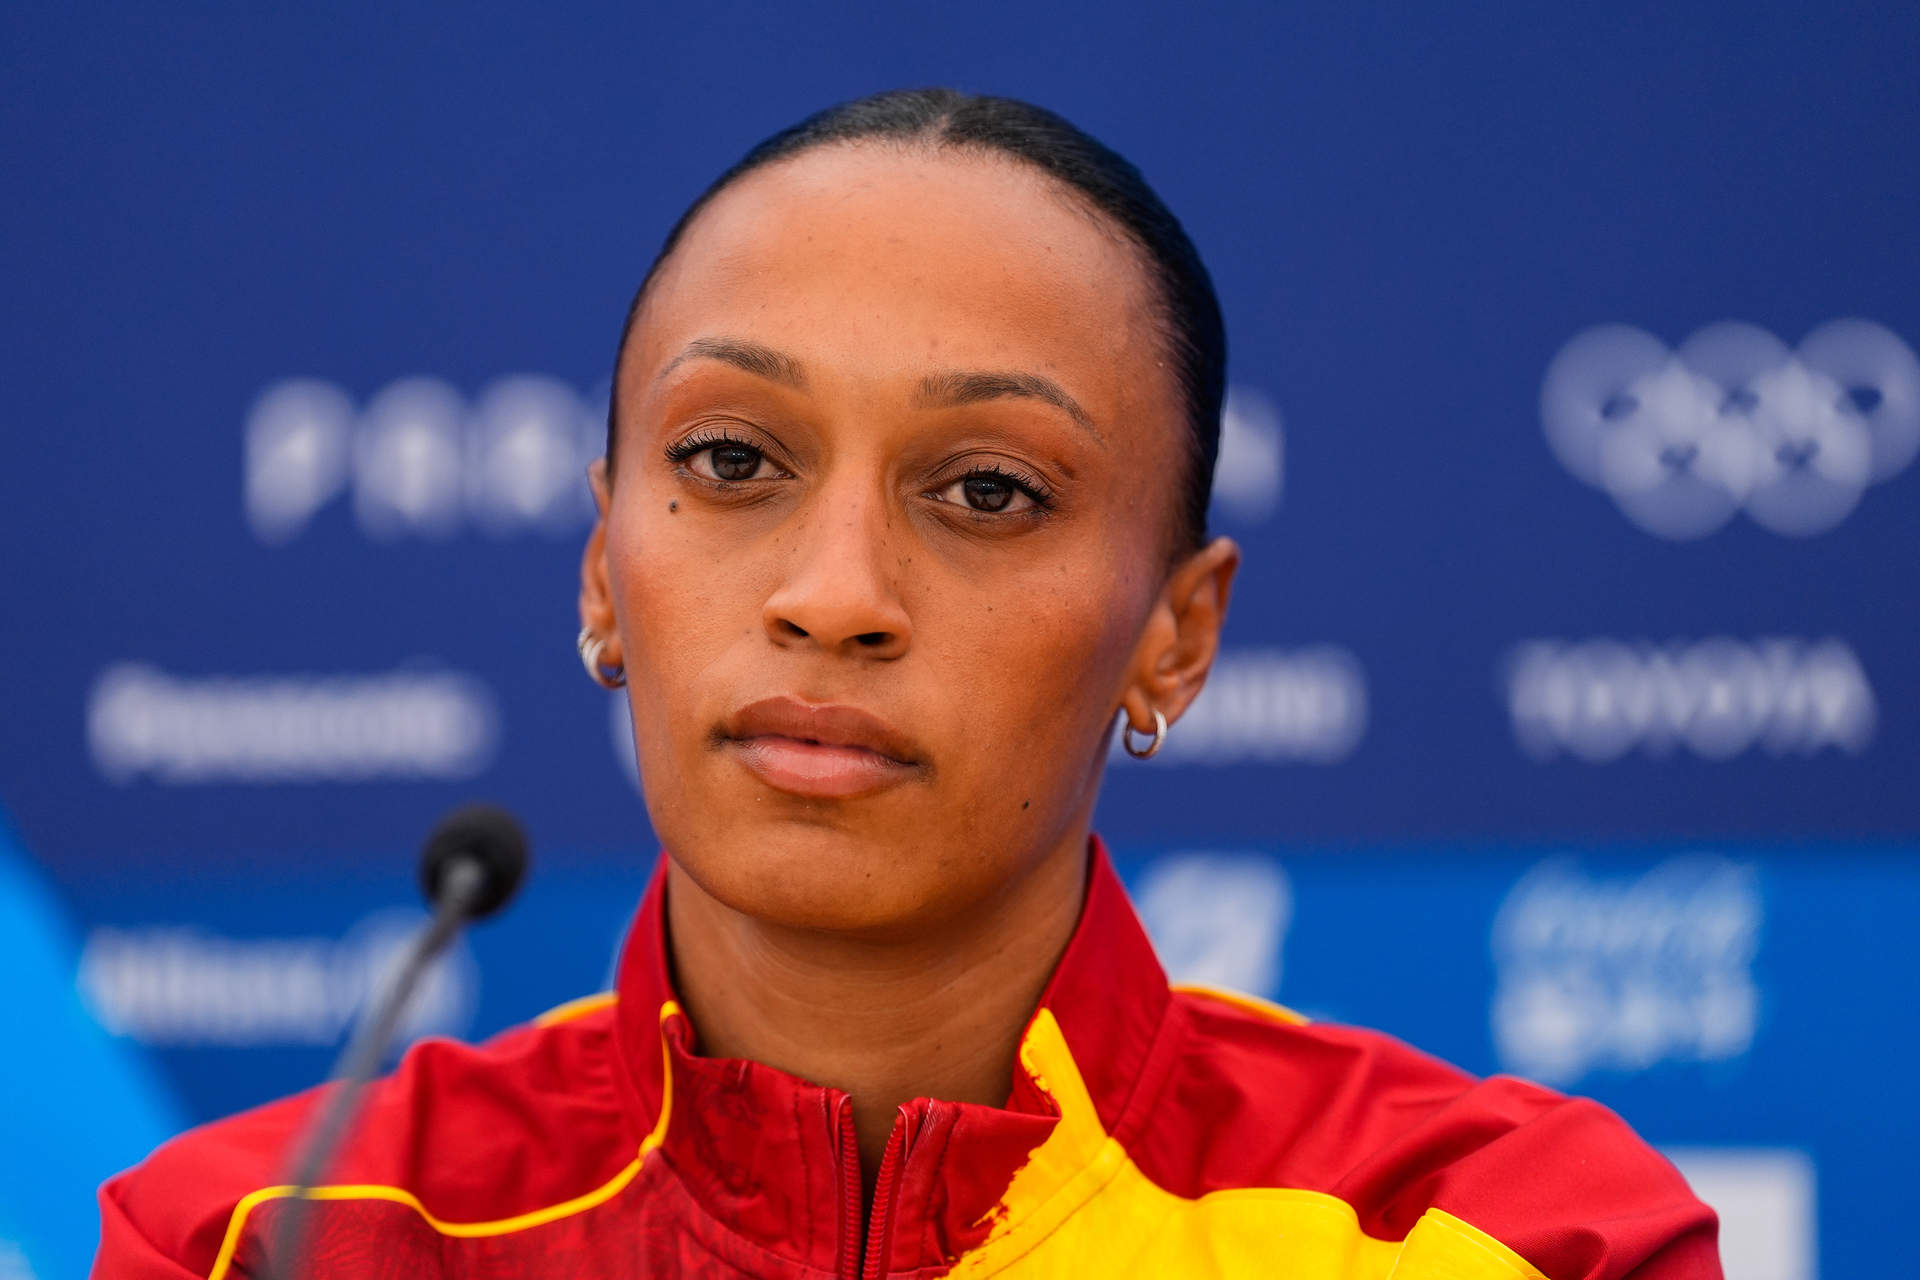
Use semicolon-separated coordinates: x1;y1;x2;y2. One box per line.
95;90;1719;1279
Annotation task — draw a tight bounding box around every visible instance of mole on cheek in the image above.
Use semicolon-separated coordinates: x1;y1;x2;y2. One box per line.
669;501;678;513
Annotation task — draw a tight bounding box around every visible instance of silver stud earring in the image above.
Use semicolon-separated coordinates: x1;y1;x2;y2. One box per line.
577;627;626;689
1122;708;1167;760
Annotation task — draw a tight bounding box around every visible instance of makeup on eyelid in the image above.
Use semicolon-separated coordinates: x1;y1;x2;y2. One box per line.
664;434;1057;515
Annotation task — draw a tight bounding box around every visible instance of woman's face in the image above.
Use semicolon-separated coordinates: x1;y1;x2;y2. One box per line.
584;144;1233;936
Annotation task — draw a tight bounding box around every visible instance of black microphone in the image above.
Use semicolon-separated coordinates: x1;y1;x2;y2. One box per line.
263;804;530;1280
420;803;530;923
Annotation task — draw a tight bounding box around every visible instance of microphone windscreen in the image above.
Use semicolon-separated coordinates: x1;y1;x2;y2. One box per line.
419;803;530;920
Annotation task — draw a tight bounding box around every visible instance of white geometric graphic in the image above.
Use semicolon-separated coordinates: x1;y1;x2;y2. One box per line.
611;691;641;792
353;378;468;540
1135;852;1292;998
1211;386;1284;524
1491;856;1761;1085
1663;1148;1817;1280
245;375;605;544
1112;646;1368;765
77;906;479;1051
87;663;500;783
0;1239;35;1280
245;379;356;545
466;375;602;535
1541;319;1920;538
1505;636;1876;762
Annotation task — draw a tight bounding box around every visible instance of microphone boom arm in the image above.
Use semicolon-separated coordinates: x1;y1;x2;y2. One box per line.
262;859;485;1280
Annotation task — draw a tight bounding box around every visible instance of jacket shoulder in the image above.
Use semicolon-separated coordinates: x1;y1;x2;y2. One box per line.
94;996;629;1279
1133;986;1719;1280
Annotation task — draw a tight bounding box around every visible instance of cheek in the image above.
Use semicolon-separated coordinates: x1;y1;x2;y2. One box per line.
917;559;1146;790
604;502;756;754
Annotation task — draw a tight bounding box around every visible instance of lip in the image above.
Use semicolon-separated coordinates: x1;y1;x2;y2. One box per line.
720;696;924;799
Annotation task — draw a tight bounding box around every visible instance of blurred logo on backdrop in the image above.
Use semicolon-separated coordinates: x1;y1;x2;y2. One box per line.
0;1239;35;1280
1503;637;1875;762
1210;387;1285;525
88;663;500;783
1491;856;1761;1085
1133;852;1292;997
244;376;605;543
1111;647;1367;765
1540;319;1920;539
77;907;478;1050
244;377;1288;541
1663;1148;1817;1280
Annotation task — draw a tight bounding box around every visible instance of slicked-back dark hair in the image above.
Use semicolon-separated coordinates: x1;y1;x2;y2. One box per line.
608;87;1226;552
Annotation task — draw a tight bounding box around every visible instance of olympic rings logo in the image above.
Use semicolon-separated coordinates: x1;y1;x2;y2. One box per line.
1540;319;1920;539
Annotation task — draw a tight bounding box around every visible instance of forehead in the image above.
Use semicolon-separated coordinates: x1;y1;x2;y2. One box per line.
628;144;1174;424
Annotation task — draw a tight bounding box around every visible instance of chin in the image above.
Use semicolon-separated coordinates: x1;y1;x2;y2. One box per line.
665;813;975;937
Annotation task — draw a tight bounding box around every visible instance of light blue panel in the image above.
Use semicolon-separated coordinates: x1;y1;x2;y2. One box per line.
0;816;181;1278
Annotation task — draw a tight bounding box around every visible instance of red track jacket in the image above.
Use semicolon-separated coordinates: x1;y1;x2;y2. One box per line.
95;841;1719;1278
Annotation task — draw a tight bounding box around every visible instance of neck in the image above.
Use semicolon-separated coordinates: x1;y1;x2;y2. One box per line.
662;830;1089;1206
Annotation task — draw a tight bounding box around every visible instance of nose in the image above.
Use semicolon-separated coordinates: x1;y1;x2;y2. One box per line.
761;488;912;661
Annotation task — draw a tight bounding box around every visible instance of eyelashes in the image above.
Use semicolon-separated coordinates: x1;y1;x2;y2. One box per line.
663;426;1056;517
927;461;1054;515
662;426;770;467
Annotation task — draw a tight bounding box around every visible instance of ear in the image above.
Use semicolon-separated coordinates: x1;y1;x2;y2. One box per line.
1119;536;1241;737
578;459;624;669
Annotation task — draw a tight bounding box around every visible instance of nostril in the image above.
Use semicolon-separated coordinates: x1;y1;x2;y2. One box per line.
855;632;891;647
778;619;810;639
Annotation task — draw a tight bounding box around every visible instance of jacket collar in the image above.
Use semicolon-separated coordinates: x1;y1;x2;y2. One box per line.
608;836;1172;1273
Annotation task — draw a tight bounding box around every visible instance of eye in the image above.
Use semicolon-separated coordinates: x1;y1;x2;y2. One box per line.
668;431;782;483
961;474;1017;512
700;442;767;482
928;468;1045;515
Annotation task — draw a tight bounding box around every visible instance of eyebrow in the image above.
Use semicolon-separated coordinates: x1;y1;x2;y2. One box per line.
914;369;1104;443
659;336;1103;443
659;337;807;388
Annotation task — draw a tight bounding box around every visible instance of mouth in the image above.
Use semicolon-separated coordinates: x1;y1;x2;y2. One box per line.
718;696;924;799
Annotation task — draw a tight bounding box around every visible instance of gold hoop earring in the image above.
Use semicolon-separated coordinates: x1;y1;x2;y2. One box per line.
1122;708;1167;760
577;627;626;689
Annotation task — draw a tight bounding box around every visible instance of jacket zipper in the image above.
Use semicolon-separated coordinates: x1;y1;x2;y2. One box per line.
860;1123;908;1280
831;1097;912;1280
833;1096;863;1280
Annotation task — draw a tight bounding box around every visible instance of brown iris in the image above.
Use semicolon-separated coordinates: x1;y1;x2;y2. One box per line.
962;475;1014;512
712;444;761;481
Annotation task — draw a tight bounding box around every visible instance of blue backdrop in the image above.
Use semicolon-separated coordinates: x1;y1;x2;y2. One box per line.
4;5;1916;1277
